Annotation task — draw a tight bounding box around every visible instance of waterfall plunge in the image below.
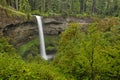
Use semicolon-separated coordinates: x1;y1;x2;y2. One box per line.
36;16;48;60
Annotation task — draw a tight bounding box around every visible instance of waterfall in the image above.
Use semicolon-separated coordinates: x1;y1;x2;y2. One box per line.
36;16;48;60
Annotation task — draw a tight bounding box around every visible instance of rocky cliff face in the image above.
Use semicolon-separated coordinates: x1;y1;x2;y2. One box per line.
43;17;92;35
0;6;29;35
0;6;93;46
0;6;36;46
3;22;37;46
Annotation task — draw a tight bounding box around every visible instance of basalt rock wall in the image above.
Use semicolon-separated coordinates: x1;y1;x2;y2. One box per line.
0;6;93;46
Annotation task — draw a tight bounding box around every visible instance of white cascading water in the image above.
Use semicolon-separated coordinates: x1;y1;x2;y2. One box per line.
36;16;48;60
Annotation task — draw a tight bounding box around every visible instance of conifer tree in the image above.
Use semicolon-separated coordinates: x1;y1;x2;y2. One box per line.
19;0;31;13
0;0;7;6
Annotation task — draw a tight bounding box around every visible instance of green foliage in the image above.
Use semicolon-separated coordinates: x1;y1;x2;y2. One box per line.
0;5;28;20
31;10;62;17
19;0;31;14
1;0;120;17
45;35;59;52
0;36;66;79
0;16;119;80
17;38;39;55
53;23;90;79
96;17;120;32
6;4;32;20
17;35;59;58
46;46;55;51
0;0;7;6
0;37;16;54
53;21;120;80
31;10;49;17
0;53;67;80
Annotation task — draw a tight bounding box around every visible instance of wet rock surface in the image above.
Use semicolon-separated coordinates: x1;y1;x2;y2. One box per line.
0;6;93;46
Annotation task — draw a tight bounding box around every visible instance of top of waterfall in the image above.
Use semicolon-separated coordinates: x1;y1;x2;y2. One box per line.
34;15;43;18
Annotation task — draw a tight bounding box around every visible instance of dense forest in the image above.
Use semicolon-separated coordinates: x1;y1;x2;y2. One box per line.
0;0;120;16
0;0;120;80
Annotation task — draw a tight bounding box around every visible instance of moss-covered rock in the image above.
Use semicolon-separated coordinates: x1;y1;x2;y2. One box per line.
0;5;33;35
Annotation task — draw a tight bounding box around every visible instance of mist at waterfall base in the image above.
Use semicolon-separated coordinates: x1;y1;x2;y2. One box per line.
36;16;48;60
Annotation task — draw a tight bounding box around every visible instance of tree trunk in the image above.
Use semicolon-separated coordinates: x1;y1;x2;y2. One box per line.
79;0;86;14
79;0;83;13
92;0;95;14
16;0;18;10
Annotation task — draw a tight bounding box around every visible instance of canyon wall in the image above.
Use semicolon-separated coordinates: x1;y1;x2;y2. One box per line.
0;6;92;46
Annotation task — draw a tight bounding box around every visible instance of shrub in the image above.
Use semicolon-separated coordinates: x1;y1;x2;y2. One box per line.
53;22;120;80
0;53;67;80
0;37;16;54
